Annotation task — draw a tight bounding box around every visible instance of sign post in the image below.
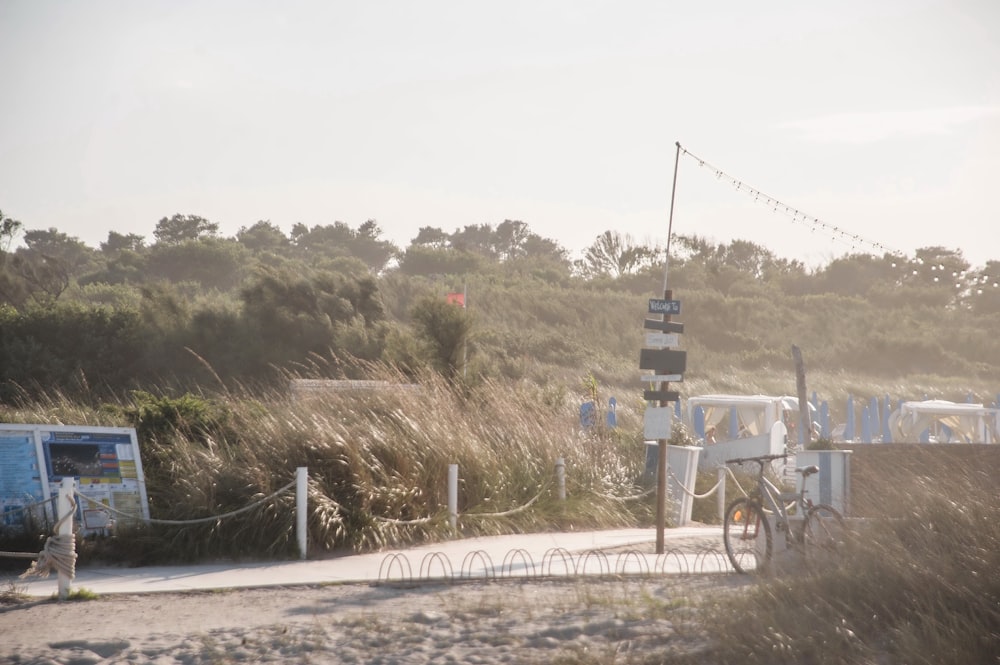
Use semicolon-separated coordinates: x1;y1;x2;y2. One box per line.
640;288;686;554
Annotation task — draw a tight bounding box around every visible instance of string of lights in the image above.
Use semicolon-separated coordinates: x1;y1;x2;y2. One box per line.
678;145;899;256
677;144;998;292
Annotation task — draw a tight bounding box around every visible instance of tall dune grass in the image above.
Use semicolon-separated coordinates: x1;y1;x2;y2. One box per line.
701;480;1000;664
2;367;660;564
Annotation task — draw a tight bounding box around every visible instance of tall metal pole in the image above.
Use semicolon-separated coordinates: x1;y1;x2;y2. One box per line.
656;141;683;554
662;142;682;294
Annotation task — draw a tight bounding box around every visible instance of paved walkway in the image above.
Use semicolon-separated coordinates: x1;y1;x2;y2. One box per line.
5;526;726;598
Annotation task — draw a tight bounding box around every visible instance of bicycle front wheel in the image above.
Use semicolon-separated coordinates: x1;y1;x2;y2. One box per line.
803;503;845;564
723;497;772;574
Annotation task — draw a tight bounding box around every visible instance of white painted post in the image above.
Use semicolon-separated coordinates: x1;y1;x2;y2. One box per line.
555;457;566;500
296;467;308;560
717;466;727;522
448;464;458;530
57;477;75;600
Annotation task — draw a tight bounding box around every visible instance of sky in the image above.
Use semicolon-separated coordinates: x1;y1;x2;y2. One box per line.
1;0;998;269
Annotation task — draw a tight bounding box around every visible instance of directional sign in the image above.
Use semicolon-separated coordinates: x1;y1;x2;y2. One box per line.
641;374;684;383
639;348;687;374
648;299;682;315
644;389;681;402
645;332;679;348
643;319;685;334
643;406;673;440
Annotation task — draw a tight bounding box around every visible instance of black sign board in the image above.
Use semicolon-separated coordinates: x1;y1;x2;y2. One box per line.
638;348;687;374
648;299;682;315
643;389;680;403
643;319;684;334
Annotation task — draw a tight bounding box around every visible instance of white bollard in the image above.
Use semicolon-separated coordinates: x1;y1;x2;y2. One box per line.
448;464;458;531
296;467;308;560
555;457;566;500
717;466;727;522
57;477;75;600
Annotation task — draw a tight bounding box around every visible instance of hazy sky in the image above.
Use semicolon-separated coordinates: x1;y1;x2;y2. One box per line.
1;0;997;268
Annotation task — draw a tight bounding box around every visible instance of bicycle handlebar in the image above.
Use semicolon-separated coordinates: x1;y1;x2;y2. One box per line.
724;453;789;465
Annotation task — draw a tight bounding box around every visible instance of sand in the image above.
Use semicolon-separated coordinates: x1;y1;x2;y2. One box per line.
0;573;751;664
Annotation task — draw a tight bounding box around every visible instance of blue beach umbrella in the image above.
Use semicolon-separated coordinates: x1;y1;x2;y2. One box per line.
846;396;855;442
694;406;705;439
861;406;872;443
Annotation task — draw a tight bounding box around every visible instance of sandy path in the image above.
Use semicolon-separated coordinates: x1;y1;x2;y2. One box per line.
0;574;750;664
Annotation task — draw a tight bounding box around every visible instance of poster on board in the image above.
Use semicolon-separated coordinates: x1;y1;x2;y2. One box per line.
0;424;150;536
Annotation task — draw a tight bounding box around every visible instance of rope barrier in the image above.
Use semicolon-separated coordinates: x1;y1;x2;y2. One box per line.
74;479;297;526
20;492;77;581
0;497;57;560
667;469;724;500
599;486;656;502
0;496;56;520
461;480;551;519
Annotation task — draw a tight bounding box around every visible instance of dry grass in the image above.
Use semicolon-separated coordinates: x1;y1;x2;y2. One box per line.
699;482;1000;664
11;366;656;563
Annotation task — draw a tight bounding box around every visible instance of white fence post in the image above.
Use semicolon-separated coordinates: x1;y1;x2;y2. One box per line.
448;464;458;530
296;466;308;560
57;477;75;600
717;466;727;522
555;457;566;500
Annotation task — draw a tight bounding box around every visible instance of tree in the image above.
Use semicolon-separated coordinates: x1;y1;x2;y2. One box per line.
397;245;486;277
450;224;496;257
291;221;397;272
236;220;291;253
410;295;473;380
145;238;250;290
962;259;1000;315
576;231;660;278
411;226;450;248
100;231;146;255
22;227;96;273
815;253;900;296
0;210;22;252
153;214;220;245
494;219;530;261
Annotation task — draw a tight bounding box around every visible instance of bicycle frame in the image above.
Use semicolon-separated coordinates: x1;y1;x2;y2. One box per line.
734;454;807;539
756;473;802;535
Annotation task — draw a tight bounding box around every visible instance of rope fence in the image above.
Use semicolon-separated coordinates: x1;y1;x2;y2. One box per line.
73;479;298;526
5;456;743;599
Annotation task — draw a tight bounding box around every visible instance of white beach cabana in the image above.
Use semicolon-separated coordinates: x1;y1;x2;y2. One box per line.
887;400;999;443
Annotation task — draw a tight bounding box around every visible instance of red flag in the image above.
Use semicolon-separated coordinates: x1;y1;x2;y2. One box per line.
446;292;465;307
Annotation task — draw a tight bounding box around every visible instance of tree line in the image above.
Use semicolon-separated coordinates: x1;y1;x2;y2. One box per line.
0;208;997;402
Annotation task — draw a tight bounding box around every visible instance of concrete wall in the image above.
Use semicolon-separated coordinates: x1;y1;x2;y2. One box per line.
835;444;1000;517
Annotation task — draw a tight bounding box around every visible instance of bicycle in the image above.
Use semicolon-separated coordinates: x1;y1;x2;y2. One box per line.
722;453;845;574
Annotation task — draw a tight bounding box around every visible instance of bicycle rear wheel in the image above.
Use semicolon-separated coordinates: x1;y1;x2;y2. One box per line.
803;503;845;563
723;497;772;574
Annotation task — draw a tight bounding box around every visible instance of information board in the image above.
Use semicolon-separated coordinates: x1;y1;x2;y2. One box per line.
0;425;150;535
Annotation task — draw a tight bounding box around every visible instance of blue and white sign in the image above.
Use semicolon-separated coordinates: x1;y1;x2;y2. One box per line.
648;299;682;315
0;425;150;535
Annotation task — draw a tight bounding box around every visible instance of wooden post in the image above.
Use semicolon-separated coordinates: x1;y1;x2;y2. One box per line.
792;345;811;447
655;289;674;555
